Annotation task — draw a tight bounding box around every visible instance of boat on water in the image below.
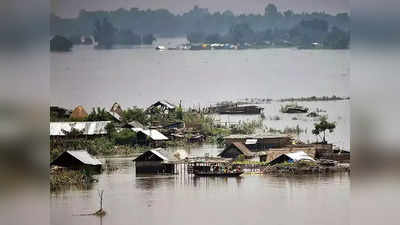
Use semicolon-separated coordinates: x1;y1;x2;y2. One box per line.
155;45;167;50
194;171;244;177
281;104;309;113
208;104;264;115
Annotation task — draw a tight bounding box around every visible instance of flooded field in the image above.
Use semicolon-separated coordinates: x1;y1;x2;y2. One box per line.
51;155;349;225
213;100;350;150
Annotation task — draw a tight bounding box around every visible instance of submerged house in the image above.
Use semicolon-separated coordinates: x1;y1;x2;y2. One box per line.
133;148;179;174
224;134;292;152
218;142;255;159
268;151;315;166
51;150;102;172
132;128;168;146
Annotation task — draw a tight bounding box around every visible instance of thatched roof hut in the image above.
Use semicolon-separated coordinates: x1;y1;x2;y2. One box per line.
70;105;88;120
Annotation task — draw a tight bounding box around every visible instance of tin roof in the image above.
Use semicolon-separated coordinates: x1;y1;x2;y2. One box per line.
285;151;315;162
108;111;122;122
219;142;254;157
134;148;178;162
128;121;145;129
50;121;111;136
149;100;176;110
245;139;258;145
54;150;102;166
132;128;168;141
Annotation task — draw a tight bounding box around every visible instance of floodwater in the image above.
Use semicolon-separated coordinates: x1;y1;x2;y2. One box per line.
50;154;350;225
51;40;350;149
50;39;350;225
51;38;349;110
213;100;350;150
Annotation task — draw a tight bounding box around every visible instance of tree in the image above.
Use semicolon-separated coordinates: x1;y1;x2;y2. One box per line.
187;32;206;43
50;35;73;52
312;116;336;143
205;33;222;43
228;23;255;44
93;18;116;49
283;10;294;18
87;107;112;121
115;29;141;45
264;4;279;17
112;129;136;145
143;34;156;44
323;26;350;49
123;107;148;125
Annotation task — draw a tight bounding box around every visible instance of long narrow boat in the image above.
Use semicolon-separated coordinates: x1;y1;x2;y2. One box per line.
194;171;244;177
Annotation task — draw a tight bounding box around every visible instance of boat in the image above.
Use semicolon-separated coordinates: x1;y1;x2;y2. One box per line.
194;171;244;177
281;104;309;113
209;104;264;115
155;45;166;50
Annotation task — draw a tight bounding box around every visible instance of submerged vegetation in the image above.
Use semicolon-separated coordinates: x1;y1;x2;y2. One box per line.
266;125;306;135
50;168;94;190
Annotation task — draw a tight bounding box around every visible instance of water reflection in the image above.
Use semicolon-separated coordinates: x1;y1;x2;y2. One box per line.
51;157;349;225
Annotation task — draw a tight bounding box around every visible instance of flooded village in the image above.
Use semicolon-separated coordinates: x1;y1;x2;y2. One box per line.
50;3;350;225
50;97;350;225
50;97;349;187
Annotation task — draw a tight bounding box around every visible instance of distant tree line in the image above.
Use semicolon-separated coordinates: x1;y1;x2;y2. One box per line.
51;4;349;40
187;18;349;49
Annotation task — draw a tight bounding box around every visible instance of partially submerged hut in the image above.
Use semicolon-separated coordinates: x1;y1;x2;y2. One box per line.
70;105;88;120
268;151;315;166
218;142;255;159
133;148;179;174
51;150;102;172
132;128;168;146
224;134;292;152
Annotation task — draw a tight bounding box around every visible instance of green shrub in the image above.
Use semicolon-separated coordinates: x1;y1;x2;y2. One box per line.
112;129;136;146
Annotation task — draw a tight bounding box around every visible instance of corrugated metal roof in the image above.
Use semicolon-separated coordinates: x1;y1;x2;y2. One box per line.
219;142;254;157
132;128;168;141
107;111;122;122
128;121;145;129
66;150;102;165
245;139;258;145
149;148;179;162
50;121;111;136
285;151;315;162
160;100;176;109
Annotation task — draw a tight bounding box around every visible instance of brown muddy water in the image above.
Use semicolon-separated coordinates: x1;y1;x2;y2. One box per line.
50;147;349;225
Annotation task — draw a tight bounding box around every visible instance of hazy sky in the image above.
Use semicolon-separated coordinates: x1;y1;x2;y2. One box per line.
52;0;349;18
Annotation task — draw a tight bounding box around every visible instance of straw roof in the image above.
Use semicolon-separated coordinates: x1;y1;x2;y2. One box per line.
70;105;88;119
